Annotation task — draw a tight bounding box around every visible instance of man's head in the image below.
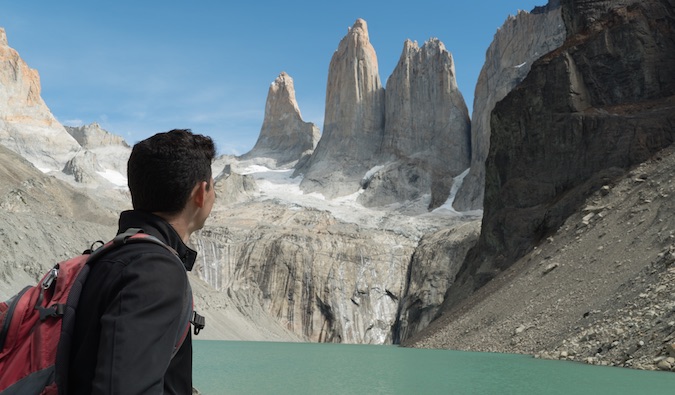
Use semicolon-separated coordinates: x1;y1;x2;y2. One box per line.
128;129;216;216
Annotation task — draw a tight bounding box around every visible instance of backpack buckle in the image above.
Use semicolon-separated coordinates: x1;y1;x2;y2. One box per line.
38;304;65;321
191;311;205;335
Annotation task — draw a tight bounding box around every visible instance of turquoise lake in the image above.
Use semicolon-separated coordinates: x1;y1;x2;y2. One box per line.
193;340;675;394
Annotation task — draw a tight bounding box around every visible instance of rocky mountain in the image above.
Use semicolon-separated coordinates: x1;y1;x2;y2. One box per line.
60;122;131;190
293;20;471;211
453;0;567;211
239;72;320;167
0;140;301;343
296;18;386;198
407;0;675;372
358;38;471;210
2;0;674;373
0;28;80;172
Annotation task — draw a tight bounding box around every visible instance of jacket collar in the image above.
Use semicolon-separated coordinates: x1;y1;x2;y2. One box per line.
117;210;197;271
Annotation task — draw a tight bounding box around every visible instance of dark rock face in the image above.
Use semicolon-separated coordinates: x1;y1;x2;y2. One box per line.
240;72;320;167
447;0;675;307
394;221;480;343
453;1;566;211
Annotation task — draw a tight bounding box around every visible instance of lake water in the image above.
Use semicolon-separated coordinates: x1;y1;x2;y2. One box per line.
193;340;675;394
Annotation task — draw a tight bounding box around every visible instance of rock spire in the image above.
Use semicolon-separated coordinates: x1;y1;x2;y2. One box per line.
296;18;385;198
240;72;319;167
358;38;470;209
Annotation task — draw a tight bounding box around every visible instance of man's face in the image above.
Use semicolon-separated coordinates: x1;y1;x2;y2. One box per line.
198;177;216;229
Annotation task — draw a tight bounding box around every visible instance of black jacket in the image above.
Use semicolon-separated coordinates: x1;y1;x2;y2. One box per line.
67;210;197;395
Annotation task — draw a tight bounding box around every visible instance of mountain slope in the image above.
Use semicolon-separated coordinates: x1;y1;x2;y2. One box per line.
405;121;675;372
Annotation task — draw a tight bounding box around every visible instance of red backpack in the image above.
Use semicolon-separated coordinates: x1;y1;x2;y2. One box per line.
0;229;204;395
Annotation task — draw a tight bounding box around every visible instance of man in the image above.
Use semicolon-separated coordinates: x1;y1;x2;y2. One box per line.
68;129;216;394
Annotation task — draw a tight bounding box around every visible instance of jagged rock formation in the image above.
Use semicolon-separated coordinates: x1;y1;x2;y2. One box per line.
445;0;675;311
358;38;471;209
65;123;129;149
296;19;385;198
453;1;567;211
0;28;80;171
239;72;320;167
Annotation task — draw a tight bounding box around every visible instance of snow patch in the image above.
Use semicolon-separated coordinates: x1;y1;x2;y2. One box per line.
96;169;127;187
433;168;482;216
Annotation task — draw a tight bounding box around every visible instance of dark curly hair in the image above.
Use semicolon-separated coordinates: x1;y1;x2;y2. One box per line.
127;129;216;214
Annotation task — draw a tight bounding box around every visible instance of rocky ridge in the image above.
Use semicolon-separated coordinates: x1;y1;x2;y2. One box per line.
0;28;80;171
65;123;129;149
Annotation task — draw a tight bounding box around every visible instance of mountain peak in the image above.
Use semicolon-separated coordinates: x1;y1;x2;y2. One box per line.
240;72;319;167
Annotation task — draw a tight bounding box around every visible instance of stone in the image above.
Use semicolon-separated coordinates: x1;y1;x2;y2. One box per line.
656;359;672;371
240;72;320;167
193;205;417;344
213;165;258;206
666;343;675;358
543;263;559;275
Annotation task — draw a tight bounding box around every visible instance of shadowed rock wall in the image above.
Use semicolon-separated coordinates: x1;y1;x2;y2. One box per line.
446;0;675;308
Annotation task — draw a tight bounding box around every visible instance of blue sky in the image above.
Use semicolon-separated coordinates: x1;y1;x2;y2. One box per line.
2;1;546;155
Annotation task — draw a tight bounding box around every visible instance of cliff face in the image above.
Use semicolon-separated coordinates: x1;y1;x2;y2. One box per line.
447;0;675;308
394;221;480;343
358;39;471;209
297;19;385;198
193;203;417;344
0;28;80;171
453;1;567;211
240;72;320;167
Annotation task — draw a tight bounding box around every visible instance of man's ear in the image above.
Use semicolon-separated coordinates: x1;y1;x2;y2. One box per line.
192;181;208;208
